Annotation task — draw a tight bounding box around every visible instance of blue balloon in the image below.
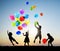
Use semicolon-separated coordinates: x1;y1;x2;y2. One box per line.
34;14;38;18
16;21;20;26
24;14;29;19
26;1;29;5
15;13;20;18
16;31;21;35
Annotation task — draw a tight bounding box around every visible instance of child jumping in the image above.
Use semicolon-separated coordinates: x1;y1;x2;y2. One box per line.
34;22;42;43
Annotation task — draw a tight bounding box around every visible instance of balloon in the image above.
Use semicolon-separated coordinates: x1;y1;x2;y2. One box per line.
19;16;25;21
18;26;23;30
32;5;36;9
25;20;30;25
14;12;20;18
15;18;20;21
11;22;16;26
16;31;21;35
40;13;43;16
30;7;33;11
30;5;36;11
16;21;20;26
22;23;27;28
34;14;38;18
24;14;29;19
20;9;24;14
42;38;47;44
26;1;29;5
34;21;38;26
10;15;15;21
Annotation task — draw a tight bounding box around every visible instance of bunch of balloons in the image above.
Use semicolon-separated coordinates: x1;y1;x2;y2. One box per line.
9;9;30;35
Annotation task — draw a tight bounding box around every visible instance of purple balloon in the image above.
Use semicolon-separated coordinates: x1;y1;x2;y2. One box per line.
20;9;24;14
22;23;27;28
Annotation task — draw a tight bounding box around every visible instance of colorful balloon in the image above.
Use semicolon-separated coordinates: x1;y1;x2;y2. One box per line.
16;31;21;35
22;23;27;28
26;1;29;5
25;20;30;25
10;15;15;21
14;12;20;18
30;7;33;11
40;12;43;16
15;18;20;21
34;14;38;18
42;38;47;44
20;9;24;14
16;21;20;26
24;14;29;19
34;21;38;26
18;26;23;30
11;22;16;26
32;5;36;9
30;5;36;11
19;16;25;21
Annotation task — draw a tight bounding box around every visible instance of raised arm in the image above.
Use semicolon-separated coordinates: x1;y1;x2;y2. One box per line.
7;30;9;34
23;33;26;36
37;22;40;26
35;25;38;29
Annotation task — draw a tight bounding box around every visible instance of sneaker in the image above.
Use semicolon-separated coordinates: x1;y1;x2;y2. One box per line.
39;41;41;44
34;40;35;43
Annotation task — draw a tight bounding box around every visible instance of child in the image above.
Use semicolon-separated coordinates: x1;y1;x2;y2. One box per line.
34;22;42;43
7;30;18;46
23;31;30;46
47;33;54;46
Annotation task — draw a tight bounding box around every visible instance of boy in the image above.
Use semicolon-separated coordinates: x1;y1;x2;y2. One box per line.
47;33;54;46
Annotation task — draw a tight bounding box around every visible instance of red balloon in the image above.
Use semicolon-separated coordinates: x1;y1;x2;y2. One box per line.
42;38;47;44
19;16;25;21
18;26;23;30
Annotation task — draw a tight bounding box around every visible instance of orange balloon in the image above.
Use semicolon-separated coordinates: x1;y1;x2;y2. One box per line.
40;13;43;16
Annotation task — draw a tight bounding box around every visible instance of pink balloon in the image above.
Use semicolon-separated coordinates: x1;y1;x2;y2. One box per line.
10;15;15;21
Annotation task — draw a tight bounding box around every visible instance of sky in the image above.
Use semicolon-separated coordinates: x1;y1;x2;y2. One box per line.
0;0;60;46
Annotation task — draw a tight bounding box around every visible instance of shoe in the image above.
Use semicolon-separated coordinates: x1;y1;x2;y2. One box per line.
39;41;41;44
34;40;35;43
16;42;19;44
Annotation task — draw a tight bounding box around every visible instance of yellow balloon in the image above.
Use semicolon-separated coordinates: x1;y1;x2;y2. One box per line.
25;20;30;25
15;18;19;21
32;5;36;9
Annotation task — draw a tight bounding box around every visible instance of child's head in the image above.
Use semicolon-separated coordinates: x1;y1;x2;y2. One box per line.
9;32;12;35
47;33;50;36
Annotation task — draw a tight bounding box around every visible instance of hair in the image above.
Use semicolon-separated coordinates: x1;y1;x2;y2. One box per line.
47;33;50;36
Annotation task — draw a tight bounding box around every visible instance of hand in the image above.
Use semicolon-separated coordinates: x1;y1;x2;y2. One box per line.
37;22;39;25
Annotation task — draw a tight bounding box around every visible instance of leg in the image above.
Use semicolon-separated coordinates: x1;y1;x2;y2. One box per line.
24;42;26;46
39;35;41;44
51;43;53;46
48;41;50;46
12;38;18;44
34;34;38;43
10;39;14;46
51;40;54;46
27;42;29;46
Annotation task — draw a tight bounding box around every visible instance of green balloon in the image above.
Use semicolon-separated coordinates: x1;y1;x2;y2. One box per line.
30;7;33;11
34;21;38;26
11;22;16;27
